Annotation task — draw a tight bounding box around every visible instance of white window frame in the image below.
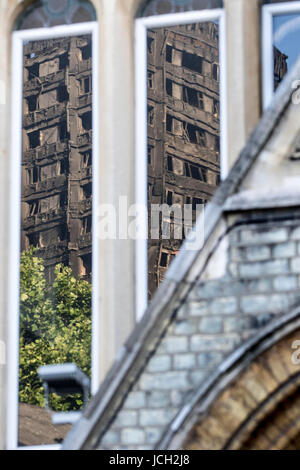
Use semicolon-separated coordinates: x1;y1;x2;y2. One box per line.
135;9;227;320
262;1;300;109
7;21;99;450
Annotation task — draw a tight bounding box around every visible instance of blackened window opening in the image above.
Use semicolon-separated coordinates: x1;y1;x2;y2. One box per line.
28;130;40;149
26;95;38;112
57;86;69;103
81;44;92;60
182;51;203;74
81;112;92;131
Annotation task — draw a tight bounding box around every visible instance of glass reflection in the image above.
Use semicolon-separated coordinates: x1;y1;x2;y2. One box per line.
147;22;221;299
19;34;93;446
138;0;223;17
16;0;96;30
273;14;300;89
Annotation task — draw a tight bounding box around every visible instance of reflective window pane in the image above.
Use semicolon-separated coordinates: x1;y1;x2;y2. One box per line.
19;34;93;447
15;0;96;30
272;13;300;89
138;0;223;17
147;22;221;299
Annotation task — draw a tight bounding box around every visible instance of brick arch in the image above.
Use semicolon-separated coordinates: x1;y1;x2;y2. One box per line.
161;311;300;450
233;383;300;450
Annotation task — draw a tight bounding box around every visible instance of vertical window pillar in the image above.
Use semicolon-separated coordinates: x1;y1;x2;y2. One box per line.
224;0;261;166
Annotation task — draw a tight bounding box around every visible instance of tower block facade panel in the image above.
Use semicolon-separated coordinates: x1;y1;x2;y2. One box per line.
21;35;93;282
147;23;221;298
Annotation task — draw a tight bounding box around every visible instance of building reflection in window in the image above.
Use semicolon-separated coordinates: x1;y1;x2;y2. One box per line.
147;22;221;299
19;34;93;447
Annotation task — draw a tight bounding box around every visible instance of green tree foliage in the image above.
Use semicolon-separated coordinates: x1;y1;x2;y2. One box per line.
19;248;91;410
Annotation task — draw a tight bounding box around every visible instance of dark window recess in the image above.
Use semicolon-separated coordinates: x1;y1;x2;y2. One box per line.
81;253;92;275
188;163;207;182
192;198;203;211
58;225;67;242
189;164;207;182
212;63;219;80
57;85;69;102
166;78;172;97
81;111;92;131
59;121;68;141
60;192;67;208
60;159;69;174
81;44;92;60
59;53;69;70
82;182;92;198
166;114;173;133
166;157;208;182
160;252;168;268
184;122;206;146
81;151;92;168
82;216;92;234
184;162;190;177
148;145;153;165
26;95;38;112
83;77;91;93
148;71;154;89
29;201;39;215
166;45;172;63
190;165;201;180
167;191;173;205
28;130;40;149
201;167;207;182
183;87;195;107
200;93;205;109
27;63;39;80
166;114;206;145
182;51;203;74
34;167;39;183
167;155;173;171
148;106;154;126
27;232;39;246
27;166;39;184
147;37;154;54
183;86;204;110
213;99;219;116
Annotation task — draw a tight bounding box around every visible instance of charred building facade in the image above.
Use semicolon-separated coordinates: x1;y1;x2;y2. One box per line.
274;46;288;90
147;22;221;298
21;35;93;282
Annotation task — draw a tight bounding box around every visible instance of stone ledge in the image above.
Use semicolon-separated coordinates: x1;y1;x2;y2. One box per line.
224;190;300;213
